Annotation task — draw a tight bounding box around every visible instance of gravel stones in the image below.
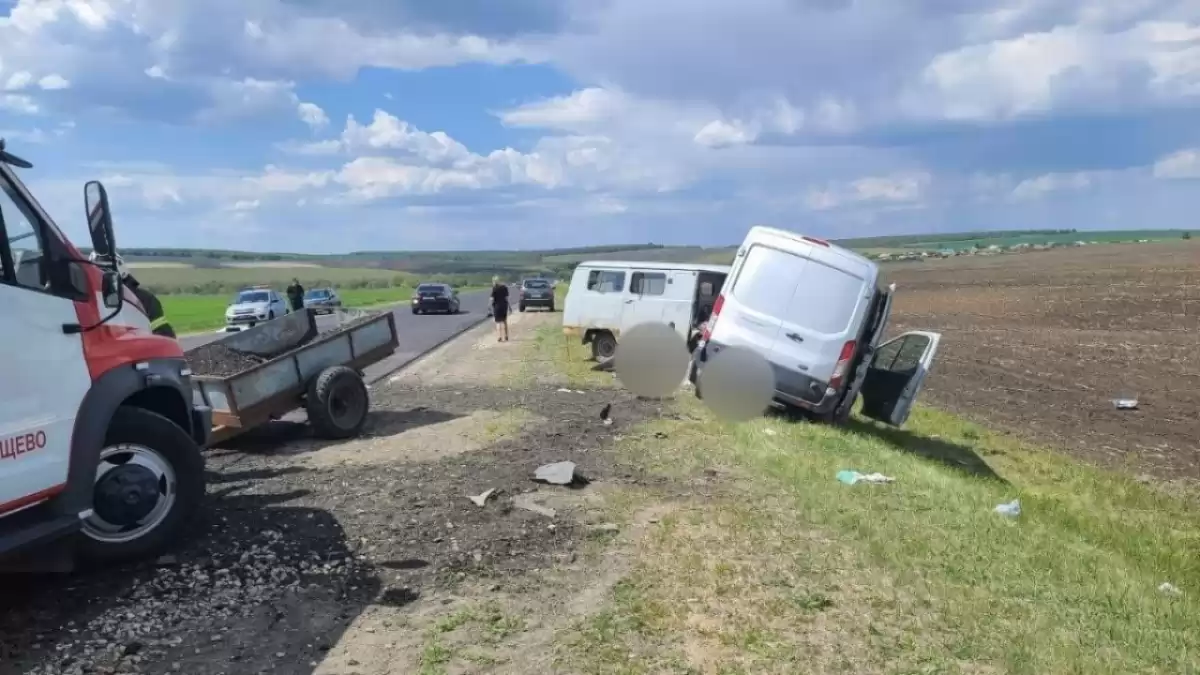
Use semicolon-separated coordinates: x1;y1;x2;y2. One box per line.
185;343;267;377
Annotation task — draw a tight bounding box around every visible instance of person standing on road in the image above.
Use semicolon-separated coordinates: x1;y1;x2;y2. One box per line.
491;275;510;342
286;278;305;312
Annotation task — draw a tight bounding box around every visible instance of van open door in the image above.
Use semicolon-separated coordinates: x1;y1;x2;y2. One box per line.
859;331;941;427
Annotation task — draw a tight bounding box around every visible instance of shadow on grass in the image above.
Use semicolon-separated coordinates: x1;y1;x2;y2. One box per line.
846;418;1007;483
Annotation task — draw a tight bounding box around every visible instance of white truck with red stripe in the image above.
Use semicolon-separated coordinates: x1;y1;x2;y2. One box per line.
0;141;209;569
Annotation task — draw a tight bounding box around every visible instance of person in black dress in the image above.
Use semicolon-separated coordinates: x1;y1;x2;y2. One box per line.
490;276;510;342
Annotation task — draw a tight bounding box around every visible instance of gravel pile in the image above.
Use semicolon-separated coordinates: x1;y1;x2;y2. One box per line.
185;343;267;377
185;312;388;378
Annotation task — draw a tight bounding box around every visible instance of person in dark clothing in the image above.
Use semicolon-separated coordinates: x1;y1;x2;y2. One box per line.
286;278;305;311
127;276;176;338
490;276;510;342
89;252;175;338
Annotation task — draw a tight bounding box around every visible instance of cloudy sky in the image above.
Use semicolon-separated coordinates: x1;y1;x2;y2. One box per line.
1;0;1198;252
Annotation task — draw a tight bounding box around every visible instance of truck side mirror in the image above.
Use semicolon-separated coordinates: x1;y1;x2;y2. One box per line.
100;269;122;309
84;180;116;260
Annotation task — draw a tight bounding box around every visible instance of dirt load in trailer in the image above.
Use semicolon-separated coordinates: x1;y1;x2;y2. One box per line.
185;309;400;446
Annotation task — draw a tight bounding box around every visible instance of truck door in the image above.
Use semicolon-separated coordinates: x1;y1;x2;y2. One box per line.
660;270;695;342
623;269;674;333
0;182;92;515
859;331;942;427
582;267;629;333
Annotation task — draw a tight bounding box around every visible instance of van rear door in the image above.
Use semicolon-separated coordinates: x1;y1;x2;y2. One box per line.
710;243;804;359
859;331;942;427
769;245;872;396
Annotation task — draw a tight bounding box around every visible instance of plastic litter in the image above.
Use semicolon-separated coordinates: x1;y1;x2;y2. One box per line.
468;488;496;507
836;470;894;485
993;499;1021;518
1159;582;1182;596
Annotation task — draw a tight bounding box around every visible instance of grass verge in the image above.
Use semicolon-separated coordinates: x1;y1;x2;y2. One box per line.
530;327;1200;674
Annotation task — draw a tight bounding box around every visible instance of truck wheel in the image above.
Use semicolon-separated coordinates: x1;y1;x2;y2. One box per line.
77;406;205;565
519;304;526;312
548;303;556;312
592;331;617;361
306;365;369;439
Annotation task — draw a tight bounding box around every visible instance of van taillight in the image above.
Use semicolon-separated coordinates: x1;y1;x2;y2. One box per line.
828;340;857;390
702;294;725;341
802;236;830;247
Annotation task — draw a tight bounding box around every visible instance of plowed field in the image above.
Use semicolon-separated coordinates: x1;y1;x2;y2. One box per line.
886;241;1200;481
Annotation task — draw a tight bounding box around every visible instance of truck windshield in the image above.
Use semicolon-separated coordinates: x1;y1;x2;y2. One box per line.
236;291;269;303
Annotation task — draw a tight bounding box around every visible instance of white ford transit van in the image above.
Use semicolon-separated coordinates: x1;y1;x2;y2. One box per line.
690;226;941;427
563;261;730;361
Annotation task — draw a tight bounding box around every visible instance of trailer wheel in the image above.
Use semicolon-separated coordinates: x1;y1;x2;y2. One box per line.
306;365;369;439
77;406;205;565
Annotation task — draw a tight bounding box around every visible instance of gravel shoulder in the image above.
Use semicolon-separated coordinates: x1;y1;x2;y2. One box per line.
1;309;677;675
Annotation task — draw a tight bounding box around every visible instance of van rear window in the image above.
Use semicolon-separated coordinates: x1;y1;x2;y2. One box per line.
731;245;864;334
730;246;806;316
783;259;863;334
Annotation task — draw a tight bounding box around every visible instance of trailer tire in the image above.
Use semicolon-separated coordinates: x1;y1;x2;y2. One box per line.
77;406;205;565
306;366;369;439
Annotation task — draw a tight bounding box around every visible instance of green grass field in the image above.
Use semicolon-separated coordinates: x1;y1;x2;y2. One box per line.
525;324;1200;674
131;264;414;296
162;287;420;334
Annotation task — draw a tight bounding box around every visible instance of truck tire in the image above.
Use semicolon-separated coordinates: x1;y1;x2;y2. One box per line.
306;365;369;439
519;303;526;312
591;331;617;361
77;406;205;565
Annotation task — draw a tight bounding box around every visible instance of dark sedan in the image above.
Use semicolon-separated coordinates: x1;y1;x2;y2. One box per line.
518;278;555;311
303;287;342;314
411;283;461;314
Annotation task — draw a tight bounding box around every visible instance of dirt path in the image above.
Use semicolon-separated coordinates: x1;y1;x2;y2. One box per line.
1;310;674;675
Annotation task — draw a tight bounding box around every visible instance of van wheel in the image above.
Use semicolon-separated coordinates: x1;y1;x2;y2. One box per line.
306;366;370;439
268;311;275;320
592;332;617;361
77;406;205;565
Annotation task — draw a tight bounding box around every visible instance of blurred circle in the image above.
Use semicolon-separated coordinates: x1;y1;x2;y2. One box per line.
614;322;690;399
699;344;774;422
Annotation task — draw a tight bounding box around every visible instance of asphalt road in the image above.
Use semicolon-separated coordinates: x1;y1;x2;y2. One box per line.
178;288;498;383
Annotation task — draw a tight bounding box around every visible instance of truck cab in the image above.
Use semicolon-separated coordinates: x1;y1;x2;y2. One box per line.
0;140;209;570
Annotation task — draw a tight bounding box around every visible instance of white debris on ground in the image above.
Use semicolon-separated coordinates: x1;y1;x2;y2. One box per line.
994;500;1022;518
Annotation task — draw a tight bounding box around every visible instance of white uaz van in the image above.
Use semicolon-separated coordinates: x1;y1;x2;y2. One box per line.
562;261;730;361
690;226;942;427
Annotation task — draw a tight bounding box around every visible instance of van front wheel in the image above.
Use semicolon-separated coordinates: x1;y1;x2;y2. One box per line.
591;332;617;361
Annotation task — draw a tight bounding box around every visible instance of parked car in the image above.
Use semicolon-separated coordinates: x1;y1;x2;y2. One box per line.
562;261;730;361
225;286;290;330
519;278;555;312
411;283;460;314
303;287;342;314
689;225;942;428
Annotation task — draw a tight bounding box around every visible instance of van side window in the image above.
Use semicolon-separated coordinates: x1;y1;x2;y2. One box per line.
630;272;666;296
873;334;928;375
586;269;626;293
